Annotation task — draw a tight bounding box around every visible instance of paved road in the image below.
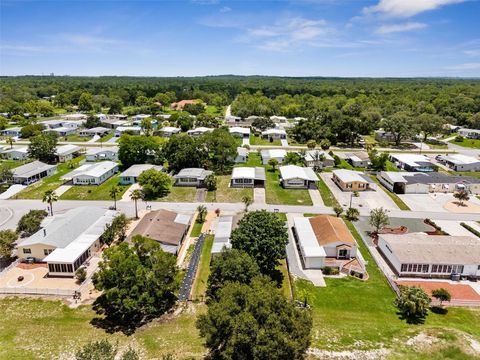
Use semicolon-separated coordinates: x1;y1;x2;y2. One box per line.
178;233;205;301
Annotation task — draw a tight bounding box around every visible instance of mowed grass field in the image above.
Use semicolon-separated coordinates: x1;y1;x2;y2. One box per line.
155;186;197;202
294;220;480;357
0;298;206;360
205;175;252;203
14;156;85;200
449;137;480;149
60;174;129;201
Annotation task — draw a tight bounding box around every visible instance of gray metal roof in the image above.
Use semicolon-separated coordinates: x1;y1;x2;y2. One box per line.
18;207;110;248
119;164;163;177
12;161;56;178
174;168;213;180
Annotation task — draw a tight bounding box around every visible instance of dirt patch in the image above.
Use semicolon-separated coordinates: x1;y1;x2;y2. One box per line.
396;281;480;301
308;347;390;360
444;200;480;213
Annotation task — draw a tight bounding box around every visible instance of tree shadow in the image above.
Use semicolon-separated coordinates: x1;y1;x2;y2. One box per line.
269;268;284;288
90;316;144;336
430;306;448;315
396;311;427;325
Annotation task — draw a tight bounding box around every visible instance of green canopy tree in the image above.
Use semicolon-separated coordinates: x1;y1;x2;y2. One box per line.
369;207;390;233
395;285;431;323
432;288;452;307
137;169;171;200
230;210;288;275
118;134;161;169
92;235;179;330
0;229;18;258
197;276;312;360
16;209;48;237
28;132;58;163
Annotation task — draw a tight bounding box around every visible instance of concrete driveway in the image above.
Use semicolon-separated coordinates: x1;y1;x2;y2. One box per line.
399;193;480;213
319;173;399;211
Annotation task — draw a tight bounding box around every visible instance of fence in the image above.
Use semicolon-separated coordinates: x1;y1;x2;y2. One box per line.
0;287;76;297
0;259;20;279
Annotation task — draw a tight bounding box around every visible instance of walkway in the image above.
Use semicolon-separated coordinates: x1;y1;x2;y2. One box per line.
178;233;205;301
308;188;324;206
88;135;100;143
53;185;72;197
0;185;26;200
195;189;206;202
120;183;140;202
242;137;250;146
253;187;266;204
280;138;289;147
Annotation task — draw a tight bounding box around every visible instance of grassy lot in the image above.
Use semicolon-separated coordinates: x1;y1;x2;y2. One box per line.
63;134;90;142
60;175;129;201
265;169;312;205
205;105;224;117
14;156;85;200
278;259;292;299
191;235;214;300
0;159;31;169
294;219;480;354
234;137;244;147
0;298;206;360
205;175;252;203
249;134;281;146
190;221;203;237
369;175;410;211
237;152;262;167
449;138;480;149
97;133;114;143
316;177;340;207
156;186;197;202
386;160;400;172
456;171;480;178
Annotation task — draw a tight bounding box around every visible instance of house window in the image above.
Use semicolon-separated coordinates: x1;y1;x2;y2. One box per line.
338;249;348;259
401;264;407;272
44;249;53;256
23;248;31;254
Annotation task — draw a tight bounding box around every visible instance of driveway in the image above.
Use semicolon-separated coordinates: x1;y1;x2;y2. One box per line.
399;193;480;213
319;173;399;211
242;137;249;146
280;139;289;147
432;220;480;237
253;187;266;204
0;185;26;200
54;185;72;197
308;189;324;206
120;183;140;202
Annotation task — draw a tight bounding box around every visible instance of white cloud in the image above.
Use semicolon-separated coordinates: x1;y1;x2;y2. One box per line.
219;6;231;13
363;0;464;18
446;63;480;70
376;22;427;34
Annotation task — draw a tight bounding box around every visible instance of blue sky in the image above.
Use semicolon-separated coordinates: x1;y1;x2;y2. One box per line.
1;0;479;77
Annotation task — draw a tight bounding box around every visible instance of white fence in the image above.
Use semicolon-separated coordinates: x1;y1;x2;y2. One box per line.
0;259;20;279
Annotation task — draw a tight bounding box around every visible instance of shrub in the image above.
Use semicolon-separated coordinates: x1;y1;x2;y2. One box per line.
75;267;87;284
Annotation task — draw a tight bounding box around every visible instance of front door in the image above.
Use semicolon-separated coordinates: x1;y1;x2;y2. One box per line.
338;249;348;259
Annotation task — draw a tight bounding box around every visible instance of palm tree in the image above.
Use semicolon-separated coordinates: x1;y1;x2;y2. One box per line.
6;136;14;149
242;195;253;212
109;186;120;210
312;151;326;172
130;189;143;219
42;190;58;216
197;205;207;223
453;190;469;206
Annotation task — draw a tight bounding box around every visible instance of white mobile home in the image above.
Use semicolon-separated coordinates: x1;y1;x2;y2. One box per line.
279;165;319;189
119;164;164;185
12;161;57;185
260;149;287;165
85;147;119;162
62;161;118;185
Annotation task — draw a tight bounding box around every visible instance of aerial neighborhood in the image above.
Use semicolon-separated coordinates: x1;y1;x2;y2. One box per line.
0;75;480;359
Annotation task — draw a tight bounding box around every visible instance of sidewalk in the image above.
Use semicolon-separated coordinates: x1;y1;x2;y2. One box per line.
254;187;266;204
308;188;324;206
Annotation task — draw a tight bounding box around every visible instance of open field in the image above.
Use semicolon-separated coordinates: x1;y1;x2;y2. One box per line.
14;156;85;200
60;174;129;201
191;235;214;300
294;220;480;356
156;186;197;202
0;298;206;360
265;169;312;205
205;175;252;203
63;134;90;142
249;134;281;146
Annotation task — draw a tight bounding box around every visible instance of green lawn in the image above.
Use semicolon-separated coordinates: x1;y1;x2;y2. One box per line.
237;152;262;167
205;175;253;203
265;169;312;205
0;298;206;360
449;138;480;149
190;221;203;237
14;156;85;200
369;175;410;210
0;159;31;169
60;175;129;201
97;133;114;143
249;134;281;146
316;177;340;207
294;219;480;354
191;235;214;300
156;186;197;202
62;134;90;142
386;160;400;172
278;259;292;299
205;105;224;117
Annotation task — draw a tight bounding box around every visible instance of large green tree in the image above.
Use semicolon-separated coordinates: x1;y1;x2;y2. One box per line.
0;229;18;258
27;132;58;163
118;134;161;168
16;209;48;237
161;134;204;172
202;128;237;173
230;211;288;275
395;285;431;323
92;235;179;329
197;276;312;360
138;168;171;200
206;248;260;301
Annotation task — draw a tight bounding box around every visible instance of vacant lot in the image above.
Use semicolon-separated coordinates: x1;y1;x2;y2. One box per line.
205;175;252;203
0;298;206;360
0;159;30;169
450;138;480;149
294;220;480;356
14;156;85;200
316;176;340;207
191;235;214;300
249;135;281;146
60;174;129;201
156;186;197;202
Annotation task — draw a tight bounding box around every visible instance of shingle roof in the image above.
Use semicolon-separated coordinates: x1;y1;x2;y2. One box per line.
308;215;356;246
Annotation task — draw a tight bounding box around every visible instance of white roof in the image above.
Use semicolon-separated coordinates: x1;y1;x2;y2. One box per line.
86;146;118;155
1;146;28;154
333;169;369;184
261;149;287;159
441;154;480;165
187;127;213;134
390;153;431;166
231;167;265;181
304;150;334;162
61;161;117;180
229;127;250;135
270;115;288;121
133;114;150;119
293;217;327;257
161;126;181;133
119;164;163;177
56;144;80;156
261;128;286;135
237;147;248;156
80;127;110;133
12;161;56;178
117;126;141;132
212;216;233;254
379;171;414;183
280;165;319;181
